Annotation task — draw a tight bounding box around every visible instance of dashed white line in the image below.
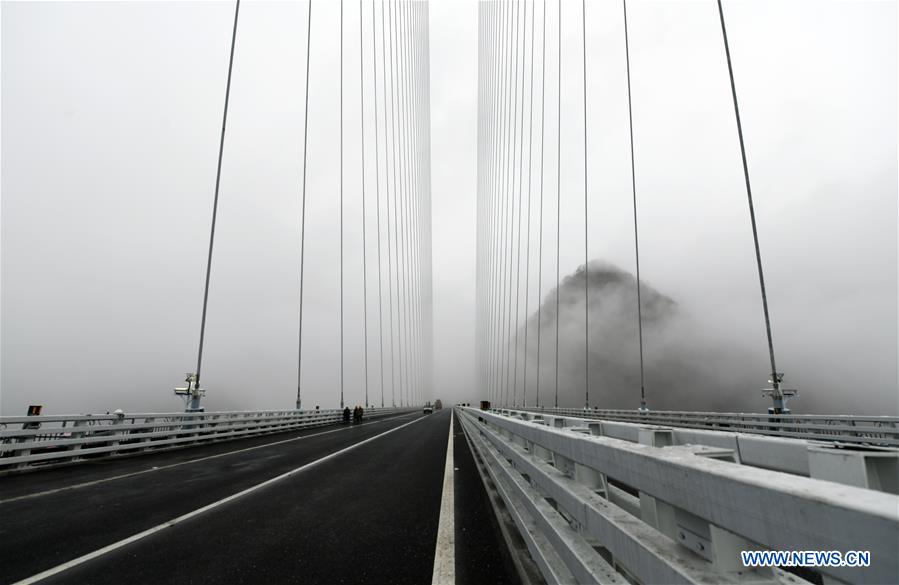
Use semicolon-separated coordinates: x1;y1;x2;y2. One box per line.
431;409;455;585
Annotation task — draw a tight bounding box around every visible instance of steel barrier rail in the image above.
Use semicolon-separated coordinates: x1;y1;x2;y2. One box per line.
513;407;899;446
0;407;412;472
458;407;899;585
495;408;848;478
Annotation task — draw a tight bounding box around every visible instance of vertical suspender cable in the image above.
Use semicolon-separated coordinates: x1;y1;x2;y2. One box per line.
581;0;589;410
486;1;500;402
498;0;513;405
488;1;500;403
522;0;536;407
388;0;405;406
489;0;505;402
195;0;240;392
398;0;412;406
381;0;397;407
622;0;646;409
297;0;313;410
476;1;484;396
339;0;346;410
424;0;434;400
535;0;546;408
412;2;426;405
716;0;783;409
505;0;521;406
360;0;370;408
554;0;561;408
499;0;512;404
400;0;412;407
512;0;527;407
372;0;386;408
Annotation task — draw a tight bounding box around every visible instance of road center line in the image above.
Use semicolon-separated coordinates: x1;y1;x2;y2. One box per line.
431;409;455;585
14;412;429;585
1;411;417;505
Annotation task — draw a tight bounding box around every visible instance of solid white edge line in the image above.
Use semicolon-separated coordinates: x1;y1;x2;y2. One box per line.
431;409;455;585
1;411;417;505
13;413;430;585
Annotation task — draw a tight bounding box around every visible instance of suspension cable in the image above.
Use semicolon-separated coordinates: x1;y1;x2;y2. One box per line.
581;0;589;410
535;0;546;408
512;0;529;407
195;0;240;390
339;0;345;409
505;0;521;406
622;0;647;409
381;0;397;407
372;0;385;408
554;0;561;408
388;0;405;406
297;0;313;410
359;0;370;408
498;0;512;404
486;0;502;403
716;0;783;407
522;0;536;407
397;0;412;406
402;1;418;406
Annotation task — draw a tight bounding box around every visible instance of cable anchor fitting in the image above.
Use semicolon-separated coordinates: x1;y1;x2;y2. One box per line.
174;372;206;412
761;372;797;415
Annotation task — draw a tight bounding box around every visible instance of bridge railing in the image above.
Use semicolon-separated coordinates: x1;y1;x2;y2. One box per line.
513;406;899;446
458;407;899;585
0;406;408;472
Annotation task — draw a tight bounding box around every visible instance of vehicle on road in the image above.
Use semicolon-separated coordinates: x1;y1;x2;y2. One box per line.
423;404;434;414
434;399;443;410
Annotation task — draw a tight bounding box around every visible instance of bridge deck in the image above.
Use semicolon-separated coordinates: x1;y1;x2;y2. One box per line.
0;410;516;585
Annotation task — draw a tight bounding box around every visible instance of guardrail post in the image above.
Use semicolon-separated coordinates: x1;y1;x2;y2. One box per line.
638;427;674;447
574;462;607;498
808;445;899;495
637;428;679;542
109;412;126;455
67;419;88;461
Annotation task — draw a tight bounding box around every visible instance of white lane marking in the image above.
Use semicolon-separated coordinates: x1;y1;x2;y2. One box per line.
14;413;430;585
431;409;455;585
1;412;417;505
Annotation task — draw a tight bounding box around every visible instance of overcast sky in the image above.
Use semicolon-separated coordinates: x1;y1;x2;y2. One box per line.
2;0;896;416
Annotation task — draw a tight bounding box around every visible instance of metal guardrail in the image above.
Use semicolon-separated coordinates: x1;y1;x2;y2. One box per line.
458;407;899;585
514;406;899;446
0;407;408;472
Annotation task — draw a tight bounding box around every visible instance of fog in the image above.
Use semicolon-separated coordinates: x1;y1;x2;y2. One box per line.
506;261;896;415
2;0;896;416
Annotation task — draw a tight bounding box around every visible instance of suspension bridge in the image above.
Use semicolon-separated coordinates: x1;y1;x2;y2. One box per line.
2;1;897;584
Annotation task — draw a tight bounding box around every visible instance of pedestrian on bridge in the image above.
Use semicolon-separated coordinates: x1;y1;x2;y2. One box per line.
343;406;351;424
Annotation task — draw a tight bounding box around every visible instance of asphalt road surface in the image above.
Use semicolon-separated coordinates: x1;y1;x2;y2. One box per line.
1;408;518;585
